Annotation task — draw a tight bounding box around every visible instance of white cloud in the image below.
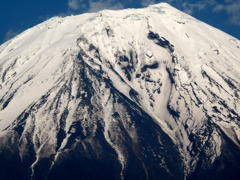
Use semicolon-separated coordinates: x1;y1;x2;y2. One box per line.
213;4;224;12
141;0;217;15
4;30;19;41
68;0;80;10
224;0;232;3
213;0;240;25
182;2;206;14
88;0;123;12
66;0;240;26
68;0;123;12
141;0;156;7
177;0;218;15
68;0;87;10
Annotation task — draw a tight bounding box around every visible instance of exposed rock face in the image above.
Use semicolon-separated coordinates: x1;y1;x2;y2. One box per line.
0;3;240;180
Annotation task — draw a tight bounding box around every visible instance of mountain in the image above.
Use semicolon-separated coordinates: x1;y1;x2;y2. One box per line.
0;3;240;180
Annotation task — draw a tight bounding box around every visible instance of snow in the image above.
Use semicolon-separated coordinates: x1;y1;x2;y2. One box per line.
0;2;240;178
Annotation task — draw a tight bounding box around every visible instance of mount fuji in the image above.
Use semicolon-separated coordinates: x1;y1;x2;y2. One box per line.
0;3;240;180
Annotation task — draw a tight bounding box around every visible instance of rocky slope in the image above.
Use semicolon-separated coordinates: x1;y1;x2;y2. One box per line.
0;3;240;180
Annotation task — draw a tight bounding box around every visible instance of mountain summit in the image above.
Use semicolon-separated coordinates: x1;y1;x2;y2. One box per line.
0;3;240;180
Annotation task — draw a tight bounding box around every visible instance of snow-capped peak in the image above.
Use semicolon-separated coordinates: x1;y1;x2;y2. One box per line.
0;3;239;180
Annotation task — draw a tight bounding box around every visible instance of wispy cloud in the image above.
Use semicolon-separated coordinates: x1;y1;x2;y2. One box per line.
68;0;79;10
140;0;218;14
141;0;156;7
177;0;217;15
68;0;87;10
162;0;240;26
68;0;123;12
213;0;240;25
66;0;240;26
181;2;206;14
88;0;123;12
4;30;19;41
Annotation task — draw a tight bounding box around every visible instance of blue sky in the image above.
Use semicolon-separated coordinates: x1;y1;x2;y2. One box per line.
0;0;239;44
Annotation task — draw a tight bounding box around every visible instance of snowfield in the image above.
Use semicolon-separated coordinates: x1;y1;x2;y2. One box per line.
0;3;239;180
